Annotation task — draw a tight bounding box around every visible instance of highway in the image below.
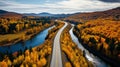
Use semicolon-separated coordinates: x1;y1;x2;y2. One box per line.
50;22;68;67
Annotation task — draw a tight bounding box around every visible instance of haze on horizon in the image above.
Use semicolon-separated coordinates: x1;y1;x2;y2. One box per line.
0;0;120;14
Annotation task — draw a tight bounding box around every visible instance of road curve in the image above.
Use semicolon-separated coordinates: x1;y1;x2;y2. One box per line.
50;22;68;67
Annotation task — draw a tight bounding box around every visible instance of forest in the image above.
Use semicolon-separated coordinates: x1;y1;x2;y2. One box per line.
0;21;64;67
60;23;93;67
73;19;120;65
0;16;54;46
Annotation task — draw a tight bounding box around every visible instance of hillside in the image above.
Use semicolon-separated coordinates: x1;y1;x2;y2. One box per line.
23;12;53;17
65;7;120;23
0;10;22;19
71;7;120;66
24;12;71;18
0;10;71;19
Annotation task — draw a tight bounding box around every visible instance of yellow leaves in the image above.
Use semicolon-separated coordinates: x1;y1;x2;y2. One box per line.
96;43;102;50
29;51;38;63
32;47;36;52
6;59;12;66
0;21;62;67
32;64;37;67
31;51;38;62
74;19;120;61
21;34;26;41
25;50;30;56
37;57;47;67
2;57;12;66
25;24;29;29
103;43;109;50
20;64;24;67
40;50;45;58
47;46;52;54
74;61;80;67
18;55;24;63
61;24;88;67
40;57;47;66
25;56;31;63
13;59;17;65
67;45;73;52
16;24;20;32
3;58;12;66
12;55;24;65
101;37;105;43
30;52;34;60
94;36;99;42
44;49;47;55
77;24;82;29
0;61;8;67
25;64;29;67
65;62;72;67
79;19;120;42
37;60;42;67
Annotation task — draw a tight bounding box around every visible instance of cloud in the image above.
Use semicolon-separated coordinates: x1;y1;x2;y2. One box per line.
45;0;120;13
0;0;120;14
0;0;52;13
99;0;120;3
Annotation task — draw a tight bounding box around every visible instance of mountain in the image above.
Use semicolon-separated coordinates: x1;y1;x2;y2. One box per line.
0;10;71;19
65;7;120;23
24;12;71;18
0;10;8;14
24;12;53;17
23;13;37;16
38;12;54;16
0;10;22;18
53;14;72;18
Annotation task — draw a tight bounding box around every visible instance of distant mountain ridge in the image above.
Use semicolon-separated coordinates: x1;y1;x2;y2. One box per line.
23;12;53;17
0;10;71;18
23;12;71;18
0;10;22;18
0;10;8;14
65;7;120;23
0;7;120;19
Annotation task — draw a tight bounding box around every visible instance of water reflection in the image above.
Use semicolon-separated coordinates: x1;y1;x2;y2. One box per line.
69;26;109;67
0;26;54;54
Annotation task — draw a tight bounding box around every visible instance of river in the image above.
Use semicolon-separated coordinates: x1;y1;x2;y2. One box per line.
69;26;110;67
0;26;54;54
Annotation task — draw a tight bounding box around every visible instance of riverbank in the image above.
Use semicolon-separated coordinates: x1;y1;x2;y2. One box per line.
0;21;65;67
0;22;54;46
73;26;120;67
60;23;93;67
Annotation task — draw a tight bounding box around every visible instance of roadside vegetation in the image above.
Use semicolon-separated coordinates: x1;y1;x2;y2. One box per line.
73;19;120;65
0;21;64;67
60;23;93;67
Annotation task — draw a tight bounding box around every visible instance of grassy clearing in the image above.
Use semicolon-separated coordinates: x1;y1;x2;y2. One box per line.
0;32;25;42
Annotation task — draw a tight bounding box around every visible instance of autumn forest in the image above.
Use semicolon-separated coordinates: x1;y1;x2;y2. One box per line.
0;2;120;67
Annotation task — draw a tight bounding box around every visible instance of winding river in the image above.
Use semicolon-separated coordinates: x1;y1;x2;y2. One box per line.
0;23;113;67
0;26;54;54
69;26;110;67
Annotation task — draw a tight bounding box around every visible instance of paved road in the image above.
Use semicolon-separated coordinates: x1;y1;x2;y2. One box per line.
50;22;68;67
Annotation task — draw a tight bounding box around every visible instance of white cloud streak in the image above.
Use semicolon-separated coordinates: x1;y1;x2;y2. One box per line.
0;0;120;14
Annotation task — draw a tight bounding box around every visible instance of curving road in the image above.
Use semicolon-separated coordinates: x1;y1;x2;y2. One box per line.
50;22;68;67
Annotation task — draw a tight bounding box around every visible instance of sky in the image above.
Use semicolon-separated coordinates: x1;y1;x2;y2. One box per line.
0;0;120;14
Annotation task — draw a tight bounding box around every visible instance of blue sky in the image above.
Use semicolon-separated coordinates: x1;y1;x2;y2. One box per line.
12;0;66;4
0;0;120;14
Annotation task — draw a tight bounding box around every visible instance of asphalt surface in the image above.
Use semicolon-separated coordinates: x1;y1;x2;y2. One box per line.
50;22;68;67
